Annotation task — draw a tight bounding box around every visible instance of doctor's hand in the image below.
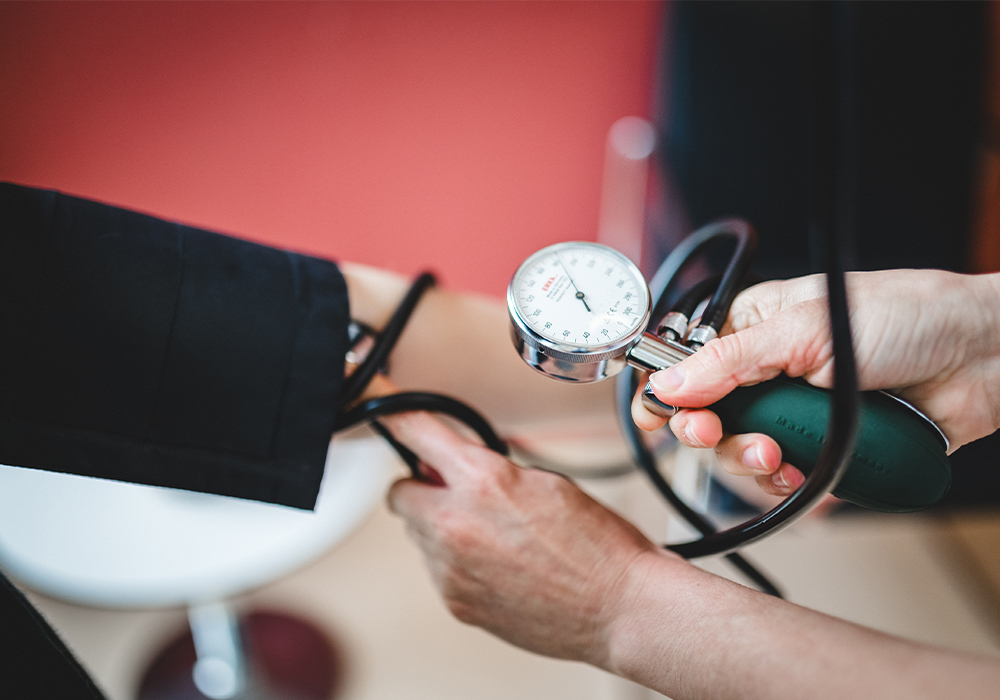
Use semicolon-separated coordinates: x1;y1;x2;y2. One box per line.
633;269;1000;496
381;409;684;666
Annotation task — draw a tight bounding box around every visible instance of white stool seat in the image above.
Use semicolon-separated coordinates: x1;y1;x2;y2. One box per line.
0;435;397;607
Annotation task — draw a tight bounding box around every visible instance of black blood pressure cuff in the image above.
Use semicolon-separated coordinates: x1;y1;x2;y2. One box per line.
0;182;349;509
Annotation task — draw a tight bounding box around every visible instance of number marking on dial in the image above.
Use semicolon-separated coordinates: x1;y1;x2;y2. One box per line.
513;244;648;348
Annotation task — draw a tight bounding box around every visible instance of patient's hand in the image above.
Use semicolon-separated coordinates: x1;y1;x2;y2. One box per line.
381;408;680;666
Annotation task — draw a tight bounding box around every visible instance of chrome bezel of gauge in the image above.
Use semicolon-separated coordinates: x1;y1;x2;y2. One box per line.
506;242;653;364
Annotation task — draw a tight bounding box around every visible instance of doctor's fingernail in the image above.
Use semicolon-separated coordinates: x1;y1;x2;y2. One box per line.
681;422;707;448
741;445;766;472
651;366;685;392
772;467;803;491
771;469;789;489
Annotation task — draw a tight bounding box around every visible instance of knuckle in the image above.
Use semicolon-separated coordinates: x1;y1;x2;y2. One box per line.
470;470;502;500
470;457;519;499
538;469;575;503
728;281;777;330
779;301;832;376
434;509;464;542
698;334;742;379
436;510;478;554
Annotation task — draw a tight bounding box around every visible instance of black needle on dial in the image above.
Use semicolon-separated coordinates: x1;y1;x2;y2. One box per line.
556;255;591;312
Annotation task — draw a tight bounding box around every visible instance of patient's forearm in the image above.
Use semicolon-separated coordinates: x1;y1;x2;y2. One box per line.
340;262;616;431
606;552;1000;700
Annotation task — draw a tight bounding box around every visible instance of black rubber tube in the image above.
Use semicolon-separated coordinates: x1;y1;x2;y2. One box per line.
338;392;509;456
615;366;783;597
692;219;758;336
370;420;422;479
648;224;735;324
670;274;722;320
340;272;437;405
664;1;860;558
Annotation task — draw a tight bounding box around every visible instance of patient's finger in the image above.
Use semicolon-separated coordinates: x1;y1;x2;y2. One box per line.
387;476;447;524
352;373;501;486
379;410;497;486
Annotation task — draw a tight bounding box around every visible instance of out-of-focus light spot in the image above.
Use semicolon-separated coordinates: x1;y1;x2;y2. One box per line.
609;116;657;161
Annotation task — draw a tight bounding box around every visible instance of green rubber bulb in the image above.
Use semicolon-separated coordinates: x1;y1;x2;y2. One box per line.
710;376;951;512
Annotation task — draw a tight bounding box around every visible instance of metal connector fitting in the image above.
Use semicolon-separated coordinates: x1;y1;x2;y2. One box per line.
686;325;718;348
656;311;689;342
627;333;693;373
641;381;678;418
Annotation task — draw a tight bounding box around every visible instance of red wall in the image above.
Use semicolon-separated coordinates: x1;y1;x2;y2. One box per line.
0;2;662;296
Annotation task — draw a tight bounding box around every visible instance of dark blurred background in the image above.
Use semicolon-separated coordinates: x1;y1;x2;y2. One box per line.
650;1;1000;508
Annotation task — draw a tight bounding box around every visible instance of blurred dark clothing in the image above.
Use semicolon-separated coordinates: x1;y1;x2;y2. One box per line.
0;569;106;699
0;183;352;697
1;183;349;510
654;1;997;507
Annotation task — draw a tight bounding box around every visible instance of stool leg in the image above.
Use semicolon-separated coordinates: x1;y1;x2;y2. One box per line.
137;608;342;700
188;602;245;699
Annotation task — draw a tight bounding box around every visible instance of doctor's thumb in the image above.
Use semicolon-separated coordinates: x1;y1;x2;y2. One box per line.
648;325;786;408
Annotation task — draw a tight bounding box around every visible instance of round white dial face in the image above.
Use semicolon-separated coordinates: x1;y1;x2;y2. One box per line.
510;242;649;348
